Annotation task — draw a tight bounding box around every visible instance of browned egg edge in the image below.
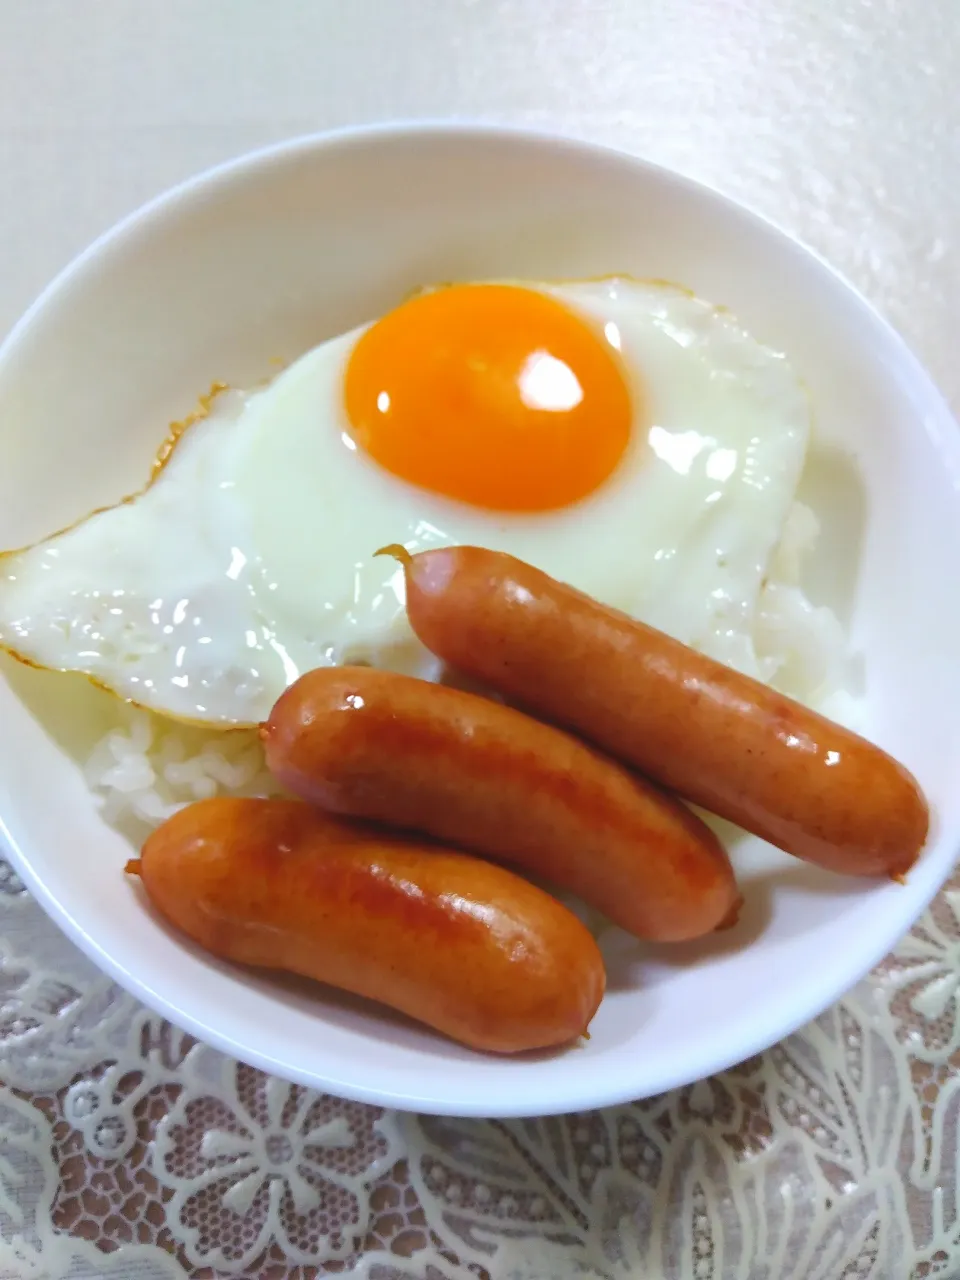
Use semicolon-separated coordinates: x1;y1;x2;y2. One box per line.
0;381;258;731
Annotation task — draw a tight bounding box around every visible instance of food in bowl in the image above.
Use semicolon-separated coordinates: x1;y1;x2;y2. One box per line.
0;273;930;1055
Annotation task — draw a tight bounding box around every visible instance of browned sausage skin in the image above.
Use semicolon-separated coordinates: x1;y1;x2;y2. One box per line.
261;667;739;942
128;797;604;1054
389;545;928;878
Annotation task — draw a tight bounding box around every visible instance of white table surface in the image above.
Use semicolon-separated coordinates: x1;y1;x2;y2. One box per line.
1;4;959;1278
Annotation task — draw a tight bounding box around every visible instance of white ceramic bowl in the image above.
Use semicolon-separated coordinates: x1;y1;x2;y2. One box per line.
1;124;959;1117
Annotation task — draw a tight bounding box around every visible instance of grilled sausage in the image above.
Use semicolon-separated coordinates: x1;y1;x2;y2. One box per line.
262;666;739;941
387;544;928;877
128;796;605;1053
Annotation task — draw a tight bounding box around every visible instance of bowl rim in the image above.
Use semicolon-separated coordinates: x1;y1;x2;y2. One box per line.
2;118;959;1116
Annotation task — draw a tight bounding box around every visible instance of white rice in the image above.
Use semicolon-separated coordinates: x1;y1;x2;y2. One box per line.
84;499;856;835
83;711;275;836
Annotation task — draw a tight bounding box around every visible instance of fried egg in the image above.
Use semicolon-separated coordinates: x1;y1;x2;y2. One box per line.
0;279;810;726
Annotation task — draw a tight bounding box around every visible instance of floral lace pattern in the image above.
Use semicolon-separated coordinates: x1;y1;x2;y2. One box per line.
1;855;959;1279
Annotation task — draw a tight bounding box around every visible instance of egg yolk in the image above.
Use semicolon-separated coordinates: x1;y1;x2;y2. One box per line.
343;284;633;511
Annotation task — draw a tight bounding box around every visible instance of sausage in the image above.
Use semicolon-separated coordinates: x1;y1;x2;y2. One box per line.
261;667;739;942
127;796;604;1054
385;544;928;878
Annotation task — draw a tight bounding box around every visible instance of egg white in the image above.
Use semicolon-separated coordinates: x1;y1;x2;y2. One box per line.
0;280;810;725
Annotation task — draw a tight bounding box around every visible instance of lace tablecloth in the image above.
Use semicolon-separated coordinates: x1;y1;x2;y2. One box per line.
2;2;960;1277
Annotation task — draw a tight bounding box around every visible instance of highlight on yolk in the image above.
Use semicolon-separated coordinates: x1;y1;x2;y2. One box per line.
343;284;634;511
